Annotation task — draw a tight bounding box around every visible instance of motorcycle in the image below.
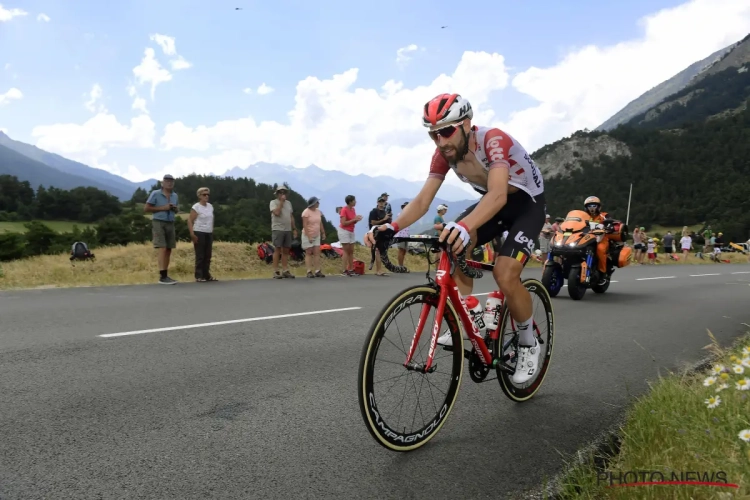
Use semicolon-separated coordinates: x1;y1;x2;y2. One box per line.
541;210;632;300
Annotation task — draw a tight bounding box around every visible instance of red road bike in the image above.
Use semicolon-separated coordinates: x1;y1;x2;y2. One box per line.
357;231;555;452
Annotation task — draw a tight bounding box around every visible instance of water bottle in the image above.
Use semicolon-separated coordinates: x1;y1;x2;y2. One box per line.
465;295;486;332
483;291;503;333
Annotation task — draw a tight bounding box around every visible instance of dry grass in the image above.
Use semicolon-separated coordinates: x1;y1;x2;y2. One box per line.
0;242;440;290
636;251;749;265
555;330;750;499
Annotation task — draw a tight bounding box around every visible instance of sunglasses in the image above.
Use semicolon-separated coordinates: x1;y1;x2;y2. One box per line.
586;204;599;208
428;121;463;141
201;193;210;196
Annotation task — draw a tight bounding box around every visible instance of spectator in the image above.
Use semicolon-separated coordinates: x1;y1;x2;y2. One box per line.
680;231;693;261
646;238;656;264
301;196;326;278
702;225;713;252
663;231;675;255
369;197;390;276
394;201;410;266
380;193;392;221
144;174;179;285
269;184;298;279
632;226;645;265
434;204;448;235
188;186;217;282
338;195;362;276
539;214;553;254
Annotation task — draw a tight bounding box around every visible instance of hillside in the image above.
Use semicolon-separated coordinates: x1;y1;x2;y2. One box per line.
534;62;750;242
0;132;156;200
596;42;737;131
0;143;121;195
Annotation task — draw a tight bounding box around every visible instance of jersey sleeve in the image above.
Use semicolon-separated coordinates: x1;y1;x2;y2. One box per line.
428;149;450;180
482;129;512;170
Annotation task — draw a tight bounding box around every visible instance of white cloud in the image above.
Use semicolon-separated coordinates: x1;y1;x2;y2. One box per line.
170;55;192;70
0;87;22;106
256;83;274;95
127;84;149;114
0;4;26;21
31;113;156;169
149;33;192;71
36;13;50;22
84;84;105;113
396;44;419;66
132;47;172;100
242;87;253;94
3;63;9;70
150;34;176;56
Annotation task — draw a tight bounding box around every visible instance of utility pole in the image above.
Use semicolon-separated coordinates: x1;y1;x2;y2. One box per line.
626;183;633;226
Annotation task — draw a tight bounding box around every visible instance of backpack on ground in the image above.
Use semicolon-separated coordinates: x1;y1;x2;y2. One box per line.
70;241;95;262
257;242;274;264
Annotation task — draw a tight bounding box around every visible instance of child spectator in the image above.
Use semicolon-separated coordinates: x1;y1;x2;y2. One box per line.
647;238;656;264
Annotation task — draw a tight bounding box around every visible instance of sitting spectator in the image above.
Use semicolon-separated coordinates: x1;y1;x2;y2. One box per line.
188;187;217;282
301;196;326;278
369;197;390;276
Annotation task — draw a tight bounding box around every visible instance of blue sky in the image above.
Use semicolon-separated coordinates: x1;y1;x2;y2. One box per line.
1;0;747;183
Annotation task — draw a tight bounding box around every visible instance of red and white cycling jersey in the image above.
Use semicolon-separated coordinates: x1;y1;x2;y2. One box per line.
428;125;545;199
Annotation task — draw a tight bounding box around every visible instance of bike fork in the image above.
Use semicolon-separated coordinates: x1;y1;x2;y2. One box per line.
404;285;449;372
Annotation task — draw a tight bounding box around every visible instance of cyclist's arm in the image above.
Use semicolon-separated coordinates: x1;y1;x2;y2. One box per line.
386;150;446;231
391;177;443;231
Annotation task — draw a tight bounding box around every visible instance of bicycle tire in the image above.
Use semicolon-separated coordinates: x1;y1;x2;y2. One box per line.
358;284;464;452
493;278;555;402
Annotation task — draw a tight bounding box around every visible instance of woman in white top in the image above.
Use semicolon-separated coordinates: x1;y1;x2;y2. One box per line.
680;232;692;262
188;186;217;282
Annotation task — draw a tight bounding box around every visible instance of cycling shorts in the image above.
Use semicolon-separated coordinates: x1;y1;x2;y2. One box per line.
454;190;546;267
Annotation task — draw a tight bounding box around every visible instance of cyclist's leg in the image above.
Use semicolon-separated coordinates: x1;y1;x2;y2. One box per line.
493;192;546;384
437;200;504;347
451;200;503;296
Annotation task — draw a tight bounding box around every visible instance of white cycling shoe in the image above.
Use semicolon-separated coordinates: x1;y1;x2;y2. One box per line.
512;338;541;384
436;329;464;348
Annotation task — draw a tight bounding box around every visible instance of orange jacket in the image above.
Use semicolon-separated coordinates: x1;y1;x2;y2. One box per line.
590;211;609;223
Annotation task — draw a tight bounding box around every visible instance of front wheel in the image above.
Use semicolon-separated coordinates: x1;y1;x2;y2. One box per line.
493;278;555;402
567;267;587;300
358;284;464;452
541;263;564;297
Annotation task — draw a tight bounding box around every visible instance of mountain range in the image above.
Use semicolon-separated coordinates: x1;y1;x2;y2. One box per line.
0;132;157;200
220;163;479;239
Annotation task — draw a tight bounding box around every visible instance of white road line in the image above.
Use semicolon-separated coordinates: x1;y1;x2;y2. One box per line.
732;271;750;274
690;273;721;277
99;307;362;338
636;276;675;281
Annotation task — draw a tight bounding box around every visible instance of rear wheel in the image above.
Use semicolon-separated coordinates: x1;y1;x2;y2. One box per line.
358;285;464;452
567;267;587;300
493;278;555;402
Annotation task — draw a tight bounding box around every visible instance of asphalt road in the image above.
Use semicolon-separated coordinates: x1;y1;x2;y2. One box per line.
1;263;749;499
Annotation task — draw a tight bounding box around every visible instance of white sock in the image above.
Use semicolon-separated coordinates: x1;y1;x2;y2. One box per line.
516;317;535;347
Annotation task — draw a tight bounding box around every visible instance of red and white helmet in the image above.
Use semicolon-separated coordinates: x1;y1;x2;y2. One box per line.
422;93;473;128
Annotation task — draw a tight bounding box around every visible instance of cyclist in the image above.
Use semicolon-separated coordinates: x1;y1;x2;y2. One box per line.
583;196;614;285
364;93;546;384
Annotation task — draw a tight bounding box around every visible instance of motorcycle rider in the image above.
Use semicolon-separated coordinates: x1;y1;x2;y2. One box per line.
583;196;614;285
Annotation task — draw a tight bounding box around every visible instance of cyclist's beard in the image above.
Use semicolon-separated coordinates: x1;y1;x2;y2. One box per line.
439;129;468;163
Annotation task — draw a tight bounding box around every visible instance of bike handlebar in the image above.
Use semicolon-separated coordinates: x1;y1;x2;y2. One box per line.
369;229;484;279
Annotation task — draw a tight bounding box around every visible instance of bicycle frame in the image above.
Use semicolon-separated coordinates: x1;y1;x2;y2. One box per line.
405;248;502;372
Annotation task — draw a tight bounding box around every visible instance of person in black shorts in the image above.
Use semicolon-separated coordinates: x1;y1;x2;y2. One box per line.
363;92;546;385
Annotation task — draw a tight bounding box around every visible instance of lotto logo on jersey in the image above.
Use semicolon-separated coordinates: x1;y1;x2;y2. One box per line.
514;231;536;253
486;136;505;163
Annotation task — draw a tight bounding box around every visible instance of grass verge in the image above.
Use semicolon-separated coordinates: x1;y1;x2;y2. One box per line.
550;329;750;499
0;241;524;290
